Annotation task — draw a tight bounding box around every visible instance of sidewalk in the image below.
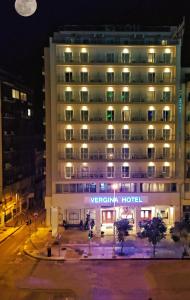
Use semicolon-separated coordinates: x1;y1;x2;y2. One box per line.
23;226;185;261
0;226;22;243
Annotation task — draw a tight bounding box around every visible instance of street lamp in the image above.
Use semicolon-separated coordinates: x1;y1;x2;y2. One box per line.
112;183;118;258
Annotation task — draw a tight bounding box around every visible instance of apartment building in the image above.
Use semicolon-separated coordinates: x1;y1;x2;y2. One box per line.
44;24;184;233
0;70;34;226
182;68;190;218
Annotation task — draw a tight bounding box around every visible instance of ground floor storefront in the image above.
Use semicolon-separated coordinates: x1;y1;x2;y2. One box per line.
45;192;181;235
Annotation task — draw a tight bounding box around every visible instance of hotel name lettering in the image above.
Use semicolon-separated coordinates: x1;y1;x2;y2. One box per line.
90;196;143;204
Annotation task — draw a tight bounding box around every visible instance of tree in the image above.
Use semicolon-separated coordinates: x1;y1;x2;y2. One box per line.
137;217;167;257
170;215;190;257
114;219;133;255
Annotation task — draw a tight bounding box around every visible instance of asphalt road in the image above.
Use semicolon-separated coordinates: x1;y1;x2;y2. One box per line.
1;224;190;300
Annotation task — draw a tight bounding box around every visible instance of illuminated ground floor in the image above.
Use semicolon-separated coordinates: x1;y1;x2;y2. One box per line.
45;191;183;235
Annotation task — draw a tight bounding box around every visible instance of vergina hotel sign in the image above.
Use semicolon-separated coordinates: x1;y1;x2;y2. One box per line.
85;195;148;206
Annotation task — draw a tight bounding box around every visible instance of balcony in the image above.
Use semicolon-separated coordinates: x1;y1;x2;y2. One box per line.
57;97;175;104
58;152;175;161
59;171;176;180
57;76;176;85
56;57;176;65
57;133;176;142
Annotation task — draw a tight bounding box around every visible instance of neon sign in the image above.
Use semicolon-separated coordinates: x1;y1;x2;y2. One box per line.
90;196;143;204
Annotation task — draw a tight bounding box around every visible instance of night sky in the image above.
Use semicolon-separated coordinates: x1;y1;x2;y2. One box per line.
0;0;190;134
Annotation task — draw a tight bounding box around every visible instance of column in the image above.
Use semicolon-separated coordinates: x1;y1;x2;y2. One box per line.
95;207;101;237
169;206;174;226
51;206;58;237
0;212;4;227
134;207;141;233
45;196;52;226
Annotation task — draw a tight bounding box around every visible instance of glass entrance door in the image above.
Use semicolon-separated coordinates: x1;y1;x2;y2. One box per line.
102;210;116;223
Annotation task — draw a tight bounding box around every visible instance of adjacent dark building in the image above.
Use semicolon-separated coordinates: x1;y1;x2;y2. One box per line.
0;69;35;226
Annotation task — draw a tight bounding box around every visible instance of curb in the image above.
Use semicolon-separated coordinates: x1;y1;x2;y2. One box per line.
0;225;23;244
23;247;66;261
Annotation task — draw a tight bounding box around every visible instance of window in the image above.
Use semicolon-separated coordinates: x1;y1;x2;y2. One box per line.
141;210;151;219
121;52;130;63
148;52;156;63
122;147;129;159
163;129;170;140
147;91;155;101
80;72;88;83
163;72;171;83
163;110;171;121
121;91;130;102
106;53;114;63
106;110;114;121
81;109;89;121
163;146;170;158
65;147;73;159
65;72;72;82
120;183;137;193
80;91;88;102
56;184;63;193
162;165;170;177
106;91;114;102
122;72;130;83
147;109;156;121
147;165;155;177
81;129;89;140
106;147;114;159
147;147;155;159
65;166;73;178
80;166;89;178
107;72;114;83
80;52;88;63
12;89;19;99
20;92;27;101
148;72;155;83
27;109;31;117
147;128;155;140
81;148;88;159
65;91;73;102
65;129;73;140
122;128;130;140
106;129;115;140
64;52;72;62
163;53;171;64
65;109;73;121
122;108;131;121
107;166;114;178
121;166;129;178
163;91;171;102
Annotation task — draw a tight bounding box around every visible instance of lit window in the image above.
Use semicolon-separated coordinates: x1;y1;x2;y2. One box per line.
27;109;31;117
12;89;19;99
106;91;114;102
121;91;130;102
20;92;27;101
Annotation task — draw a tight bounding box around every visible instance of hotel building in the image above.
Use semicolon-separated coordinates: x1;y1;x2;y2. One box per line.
44;25;184;233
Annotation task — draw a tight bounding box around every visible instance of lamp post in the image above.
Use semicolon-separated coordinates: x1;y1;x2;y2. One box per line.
112;183;118;258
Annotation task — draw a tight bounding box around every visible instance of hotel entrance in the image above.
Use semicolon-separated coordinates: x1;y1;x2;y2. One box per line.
102;210;116;224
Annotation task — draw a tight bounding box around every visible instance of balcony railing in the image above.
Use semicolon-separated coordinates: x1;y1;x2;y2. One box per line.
57;134;176;142
58;152;175;161
56;57;176;65
57;76;176;85
57;97;176;104
58;171;176;180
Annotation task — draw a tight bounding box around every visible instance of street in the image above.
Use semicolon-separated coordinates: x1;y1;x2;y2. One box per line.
0;223;190;300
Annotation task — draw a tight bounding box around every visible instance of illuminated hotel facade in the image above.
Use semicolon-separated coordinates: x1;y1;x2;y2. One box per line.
44;24;185;233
